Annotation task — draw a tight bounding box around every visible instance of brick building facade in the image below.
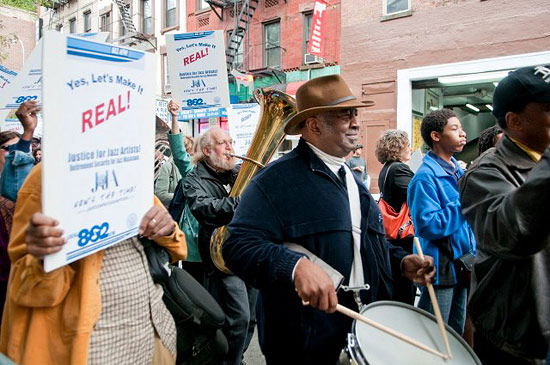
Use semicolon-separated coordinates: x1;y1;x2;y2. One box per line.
186;0;340;70
183;0;341;101
341;0;550;191
0;5;37;72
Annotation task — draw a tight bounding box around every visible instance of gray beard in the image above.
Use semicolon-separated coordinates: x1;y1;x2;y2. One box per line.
209;152;235;171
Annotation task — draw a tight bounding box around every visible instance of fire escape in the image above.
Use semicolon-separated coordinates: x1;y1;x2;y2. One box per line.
225;0;259;72
45;0;69;31
112;0;156;49
205;0;259;72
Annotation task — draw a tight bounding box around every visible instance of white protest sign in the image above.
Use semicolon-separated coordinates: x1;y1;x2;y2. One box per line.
227;103;261;157
179;107;227;120
0;41;42;111
74;32;111;42
42;31;155;272
166;31;229;118
0;64;17;95
2;111;43;137
409;148;424;173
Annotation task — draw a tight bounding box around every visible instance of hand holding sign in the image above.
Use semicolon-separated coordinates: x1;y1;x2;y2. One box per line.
139;205;175;240
168;100;180;134
168;100;179;117
25;213;66;259
15;100;40;141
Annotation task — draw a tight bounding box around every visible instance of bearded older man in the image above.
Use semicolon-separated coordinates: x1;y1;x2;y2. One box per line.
222;75;435;364
183;126;257;365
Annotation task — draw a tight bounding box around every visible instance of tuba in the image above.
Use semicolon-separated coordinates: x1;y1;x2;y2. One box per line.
210;88;297;274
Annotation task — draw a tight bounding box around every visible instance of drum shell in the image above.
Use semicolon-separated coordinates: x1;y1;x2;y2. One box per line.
345;301;481;365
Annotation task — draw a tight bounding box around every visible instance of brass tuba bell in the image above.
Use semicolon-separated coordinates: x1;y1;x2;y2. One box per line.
210;88;297;274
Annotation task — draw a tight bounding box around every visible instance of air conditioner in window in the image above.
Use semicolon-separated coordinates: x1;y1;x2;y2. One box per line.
164;83;171;94
304;53;322;65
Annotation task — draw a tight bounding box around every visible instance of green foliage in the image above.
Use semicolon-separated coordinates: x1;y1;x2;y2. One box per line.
0;20;17;63
0;0;38;12
37;0;52;8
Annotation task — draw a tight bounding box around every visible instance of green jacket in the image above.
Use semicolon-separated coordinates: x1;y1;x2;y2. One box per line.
155;158;181;207
166;132;200;262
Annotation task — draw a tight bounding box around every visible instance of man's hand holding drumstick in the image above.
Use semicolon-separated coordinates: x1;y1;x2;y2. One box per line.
295;253;447;359
294;254;435;313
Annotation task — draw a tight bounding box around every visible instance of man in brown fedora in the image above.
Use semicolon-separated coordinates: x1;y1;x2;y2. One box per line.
222;75;434;364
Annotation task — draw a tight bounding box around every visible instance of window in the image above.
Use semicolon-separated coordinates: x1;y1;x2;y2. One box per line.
69;18;76;33
303;12;312;56
120;20;127;37
196;0;209;12
83;11;92;32
234;39;243;70
162;53;171;95
227;30;244;70
100;12;111;32
142;0;153;34
263;20;280;69
383;0;410;16
165;0;176;28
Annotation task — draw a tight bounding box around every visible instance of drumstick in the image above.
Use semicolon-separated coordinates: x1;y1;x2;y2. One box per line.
303;301;448;360
414;237;453;360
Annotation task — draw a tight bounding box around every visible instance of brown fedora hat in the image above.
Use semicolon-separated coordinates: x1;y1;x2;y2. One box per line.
284;75;374;135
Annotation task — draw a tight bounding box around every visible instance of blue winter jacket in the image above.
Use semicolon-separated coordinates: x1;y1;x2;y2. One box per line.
0;139;35;202
407;152;476;286
223;139;407;363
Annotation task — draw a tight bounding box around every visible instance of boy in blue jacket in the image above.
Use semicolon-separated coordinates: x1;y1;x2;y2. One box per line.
408;109;476;335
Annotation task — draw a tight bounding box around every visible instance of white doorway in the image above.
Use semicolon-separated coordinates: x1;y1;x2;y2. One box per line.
396;51;550;141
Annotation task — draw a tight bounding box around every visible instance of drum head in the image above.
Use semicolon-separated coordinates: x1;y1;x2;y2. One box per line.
353;301;480;365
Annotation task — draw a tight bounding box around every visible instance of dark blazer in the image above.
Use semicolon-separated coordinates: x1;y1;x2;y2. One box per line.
223;139;407;364
378;161;414;212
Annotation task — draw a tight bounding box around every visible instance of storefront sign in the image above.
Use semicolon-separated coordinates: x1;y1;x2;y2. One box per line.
41;31;155;272
308;0;328;57
166;31;230;119
227;103;261;157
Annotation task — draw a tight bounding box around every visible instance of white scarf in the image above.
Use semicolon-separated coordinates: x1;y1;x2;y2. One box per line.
306;142;364;287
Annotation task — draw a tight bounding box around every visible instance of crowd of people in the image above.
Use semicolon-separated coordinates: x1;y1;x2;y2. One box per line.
0;66;548;365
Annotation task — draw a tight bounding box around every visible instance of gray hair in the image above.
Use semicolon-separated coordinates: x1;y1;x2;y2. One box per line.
375;129;410;164
192;126;222;164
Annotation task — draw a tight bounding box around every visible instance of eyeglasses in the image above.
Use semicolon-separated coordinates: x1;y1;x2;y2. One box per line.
327;109;358;122
213;139;235;147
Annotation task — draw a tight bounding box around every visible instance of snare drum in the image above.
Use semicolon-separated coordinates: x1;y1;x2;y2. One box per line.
345;301;480;365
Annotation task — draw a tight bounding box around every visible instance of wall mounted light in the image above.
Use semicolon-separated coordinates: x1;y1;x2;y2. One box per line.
466;104;480;112
438;70;510;85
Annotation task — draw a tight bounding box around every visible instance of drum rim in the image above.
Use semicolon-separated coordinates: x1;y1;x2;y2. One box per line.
351;300;481;364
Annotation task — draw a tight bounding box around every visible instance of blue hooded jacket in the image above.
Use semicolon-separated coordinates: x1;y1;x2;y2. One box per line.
407;152;476;286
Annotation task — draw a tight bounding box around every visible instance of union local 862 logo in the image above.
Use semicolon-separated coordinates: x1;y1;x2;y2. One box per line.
77;222;110;247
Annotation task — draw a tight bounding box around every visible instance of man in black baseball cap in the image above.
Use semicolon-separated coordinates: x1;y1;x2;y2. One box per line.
493;65;550;119
459;64;550;363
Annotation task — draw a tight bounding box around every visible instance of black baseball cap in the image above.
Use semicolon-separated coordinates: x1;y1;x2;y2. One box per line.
492;65;550;119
